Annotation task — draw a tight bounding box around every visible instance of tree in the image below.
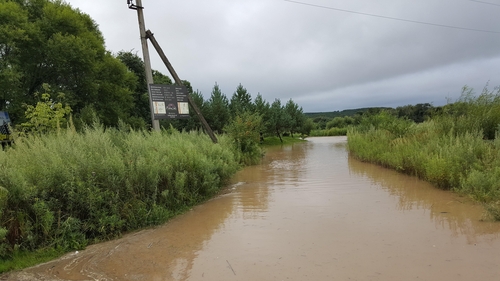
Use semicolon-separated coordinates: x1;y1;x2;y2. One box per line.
184;90;206;131
224;111;262;165
299;118;314;137
205;83;229;133
0;1;27;114
229;84;253;116
267;99;291;143
21;84;71;134
0;0;138;127
116;51;150;123
284;99;305;137
252;93;269;141
91;52;136;126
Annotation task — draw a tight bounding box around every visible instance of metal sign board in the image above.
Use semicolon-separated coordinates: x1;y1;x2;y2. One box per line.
149;84;190;119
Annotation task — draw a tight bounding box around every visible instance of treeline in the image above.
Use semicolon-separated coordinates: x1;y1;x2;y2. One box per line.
347;86;500;220
305;107;389;122
308;104;436;131
116;50;312;140
158;83;311;141
0;0;310;141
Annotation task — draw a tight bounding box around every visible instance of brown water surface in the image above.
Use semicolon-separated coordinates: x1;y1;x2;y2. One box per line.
4;136;500;280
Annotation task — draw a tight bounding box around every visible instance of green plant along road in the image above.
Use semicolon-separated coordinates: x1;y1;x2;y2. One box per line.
0;127;243;270
347;86;500;220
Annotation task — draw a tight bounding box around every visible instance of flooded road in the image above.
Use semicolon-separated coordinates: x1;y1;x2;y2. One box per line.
4;136;500;280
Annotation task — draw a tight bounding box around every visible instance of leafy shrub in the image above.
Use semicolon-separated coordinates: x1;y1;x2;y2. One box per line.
347;90;500;220
310;127;348;137
326;116;355;129
20;84;72;134
224;112;263;165
0;126;240;259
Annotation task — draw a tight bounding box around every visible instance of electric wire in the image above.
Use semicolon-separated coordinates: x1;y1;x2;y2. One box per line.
283;0;500;34
469;0;500;7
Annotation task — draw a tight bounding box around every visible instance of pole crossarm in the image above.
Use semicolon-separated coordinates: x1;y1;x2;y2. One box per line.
145;30;218;144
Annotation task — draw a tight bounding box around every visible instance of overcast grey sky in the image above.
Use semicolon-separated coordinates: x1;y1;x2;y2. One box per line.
65;0;500;112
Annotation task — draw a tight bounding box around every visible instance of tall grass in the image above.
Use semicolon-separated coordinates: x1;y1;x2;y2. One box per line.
309;127;348;137
0;125;240;262
347;86;500;219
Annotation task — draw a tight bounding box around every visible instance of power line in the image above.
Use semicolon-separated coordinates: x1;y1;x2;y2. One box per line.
283;0;500;34
469;0;500;7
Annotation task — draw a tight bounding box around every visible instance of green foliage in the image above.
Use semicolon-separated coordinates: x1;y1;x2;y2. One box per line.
116;51;150;125
265;99;291;143
432;85;500;140
92;53;136;126
253;93;270;117
0;127;240;260
224;112;263;165
156;81;307;146
304;107;389;119
0;0;26;112
260;136;306;146
0;247;64;273
396;103;433;123
0;1;158;128
284;99;305;137
356;110;414;137
229;84;253;115
299;118;315;137
0;0;106;122
205;83;230;133
310;127;348;137
20;84;71;134
347;86;500;220
326;116;355;129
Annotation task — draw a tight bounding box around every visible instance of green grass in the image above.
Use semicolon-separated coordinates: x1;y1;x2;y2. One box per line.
346;91;500;220
0;248;64;273
309;128;348;137
0;125;243;270
261;136;307;146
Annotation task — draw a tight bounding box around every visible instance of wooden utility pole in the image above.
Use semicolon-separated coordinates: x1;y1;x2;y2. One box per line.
146;30;218;144
130;0;160;131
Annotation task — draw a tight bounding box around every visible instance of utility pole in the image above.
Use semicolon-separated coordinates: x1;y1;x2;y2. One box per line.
146;30;218;143
128;0;160;131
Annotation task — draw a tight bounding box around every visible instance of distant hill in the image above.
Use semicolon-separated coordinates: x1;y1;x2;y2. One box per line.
305;107;392;119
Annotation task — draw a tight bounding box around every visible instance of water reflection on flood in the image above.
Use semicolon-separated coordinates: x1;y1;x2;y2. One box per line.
347;154;500;244
4;136;500;281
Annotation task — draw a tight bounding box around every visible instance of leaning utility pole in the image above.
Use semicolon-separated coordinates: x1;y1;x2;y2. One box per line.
146;30;218;144
128;0;160;131
128;1;217;143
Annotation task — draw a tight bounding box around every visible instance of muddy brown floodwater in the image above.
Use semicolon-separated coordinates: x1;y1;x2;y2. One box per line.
3;136;500;281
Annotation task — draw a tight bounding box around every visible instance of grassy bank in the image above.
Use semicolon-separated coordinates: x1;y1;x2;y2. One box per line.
261;136;307;146
309;128;348;137
347;87;500;220
0;126;242;272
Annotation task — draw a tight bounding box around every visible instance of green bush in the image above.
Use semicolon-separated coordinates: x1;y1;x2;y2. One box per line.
0;126;240;259
347;89;500;220
310;127;348;137
326;116;355;129
224;112;263;165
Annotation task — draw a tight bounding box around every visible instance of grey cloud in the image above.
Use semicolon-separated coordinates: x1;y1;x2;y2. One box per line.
66;0;500;112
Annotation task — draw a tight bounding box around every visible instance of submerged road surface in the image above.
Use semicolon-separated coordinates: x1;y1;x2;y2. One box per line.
4;136;500;280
